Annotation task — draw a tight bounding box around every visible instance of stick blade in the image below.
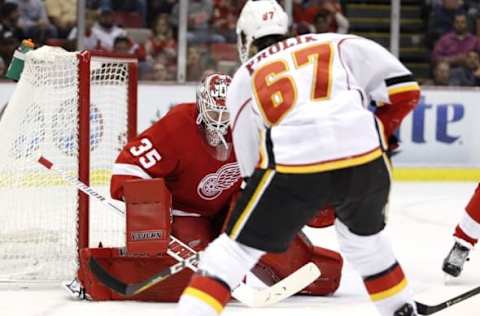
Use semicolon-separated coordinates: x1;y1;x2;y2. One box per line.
234;262;321;307
89;257;128;295
415;301;441;315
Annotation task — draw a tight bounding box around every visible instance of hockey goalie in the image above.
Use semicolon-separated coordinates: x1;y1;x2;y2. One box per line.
78;73;343;302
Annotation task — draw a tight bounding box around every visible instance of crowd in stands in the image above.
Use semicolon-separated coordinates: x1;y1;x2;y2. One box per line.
2;0;480;87
0;0;350;82
427;0;480;86
0;0;349;82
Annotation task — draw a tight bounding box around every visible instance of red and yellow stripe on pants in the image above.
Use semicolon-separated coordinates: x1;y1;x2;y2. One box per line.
364;262;408;302
182;274;231;315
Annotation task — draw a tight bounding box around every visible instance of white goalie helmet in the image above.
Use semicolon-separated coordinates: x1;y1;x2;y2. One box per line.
196;73;232;147
236;0;289;63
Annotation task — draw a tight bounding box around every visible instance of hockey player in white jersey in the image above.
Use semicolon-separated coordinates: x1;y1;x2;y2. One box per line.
176;1;421;316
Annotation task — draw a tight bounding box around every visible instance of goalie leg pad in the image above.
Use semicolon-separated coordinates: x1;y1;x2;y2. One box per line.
307;205;336;228
79;247;194;302
172;216;216;251
124;178;172;255
254;232;342;295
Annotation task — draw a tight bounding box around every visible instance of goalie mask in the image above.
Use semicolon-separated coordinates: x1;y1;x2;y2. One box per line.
196;73;232;147
236;0;288;63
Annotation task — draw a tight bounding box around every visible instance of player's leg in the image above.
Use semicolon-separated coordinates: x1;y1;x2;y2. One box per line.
333;156;416;316
443;183;480;277
176;168;332;316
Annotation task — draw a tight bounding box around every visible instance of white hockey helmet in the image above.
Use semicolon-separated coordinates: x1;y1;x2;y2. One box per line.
196;73;232;147
236;0;289;63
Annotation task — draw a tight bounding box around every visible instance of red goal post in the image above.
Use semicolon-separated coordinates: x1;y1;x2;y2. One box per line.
0;47;137;282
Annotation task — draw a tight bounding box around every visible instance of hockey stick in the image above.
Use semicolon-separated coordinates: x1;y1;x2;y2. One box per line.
89;253;200;296
415;285;480;315
89;253;320;307
37;155;321;306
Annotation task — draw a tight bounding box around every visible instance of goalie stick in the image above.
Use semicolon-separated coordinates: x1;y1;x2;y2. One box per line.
89;254;320;307
37;155;321;307
89;253;200;296
415;285;480;315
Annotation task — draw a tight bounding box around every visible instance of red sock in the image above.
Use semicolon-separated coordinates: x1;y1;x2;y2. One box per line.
454;225;477;246
466;184;480;223
182;273;231;314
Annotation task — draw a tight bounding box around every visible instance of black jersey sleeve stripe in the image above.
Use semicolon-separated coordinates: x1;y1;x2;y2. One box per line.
385;74;415;87
265;128;276;168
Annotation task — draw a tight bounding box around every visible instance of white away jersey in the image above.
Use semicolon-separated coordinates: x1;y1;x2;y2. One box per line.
227;33;420;177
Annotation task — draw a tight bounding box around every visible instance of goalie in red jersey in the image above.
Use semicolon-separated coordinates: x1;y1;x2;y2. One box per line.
78;73;342;302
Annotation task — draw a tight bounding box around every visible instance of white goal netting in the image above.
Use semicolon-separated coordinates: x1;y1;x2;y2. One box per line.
0;46;136;282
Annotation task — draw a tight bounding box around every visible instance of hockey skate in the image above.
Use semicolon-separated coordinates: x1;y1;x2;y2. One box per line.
442;242;470;277
394;303;417;316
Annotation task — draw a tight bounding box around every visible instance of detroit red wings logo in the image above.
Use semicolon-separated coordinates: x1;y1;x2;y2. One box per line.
197;162;241;200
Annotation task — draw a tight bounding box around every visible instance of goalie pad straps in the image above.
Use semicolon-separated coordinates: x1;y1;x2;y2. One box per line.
124;178;172;255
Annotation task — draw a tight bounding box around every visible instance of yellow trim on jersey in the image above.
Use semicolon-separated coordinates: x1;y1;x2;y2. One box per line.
369;279;408;302
387;83;420;96
229;169;275;239
382;154;393;181
275;148;383;174
184;287;224;314
374;117;388;151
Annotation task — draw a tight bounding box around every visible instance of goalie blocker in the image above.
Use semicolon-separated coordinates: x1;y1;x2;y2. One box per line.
79;179;342;301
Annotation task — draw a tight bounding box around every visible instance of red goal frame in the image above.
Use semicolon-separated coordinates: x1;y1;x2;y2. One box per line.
77;50;138;251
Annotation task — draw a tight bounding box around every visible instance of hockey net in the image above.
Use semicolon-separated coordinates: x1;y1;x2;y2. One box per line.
0;46;137;282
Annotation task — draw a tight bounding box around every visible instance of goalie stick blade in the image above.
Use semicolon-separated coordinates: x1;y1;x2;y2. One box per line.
415;285;480;315
234;262;321;308
89;258;128;295
89;254;199;296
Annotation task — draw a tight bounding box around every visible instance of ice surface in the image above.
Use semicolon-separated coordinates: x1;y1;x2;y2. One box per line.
2;182;480;315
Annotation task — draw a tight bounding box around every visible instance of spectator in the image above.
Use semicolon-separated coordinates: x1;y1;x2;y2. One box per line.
112;35;145;60
9;0;57;44
464;0;480;36
113;35;149;78
186;46;206;81
450;51;480;86
110;0;147;27
145;14;177;62
144;60;170;81
313;9;333;33
171;0;225;44
0;2;24;65
67;10;100;50
294;0;348;33
212;0;237;43
91;8;126;51
146;0;176;28
432;13;480;66
433;61;452;85
427;0;462;47
44;0;76;38
322;0;349;33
